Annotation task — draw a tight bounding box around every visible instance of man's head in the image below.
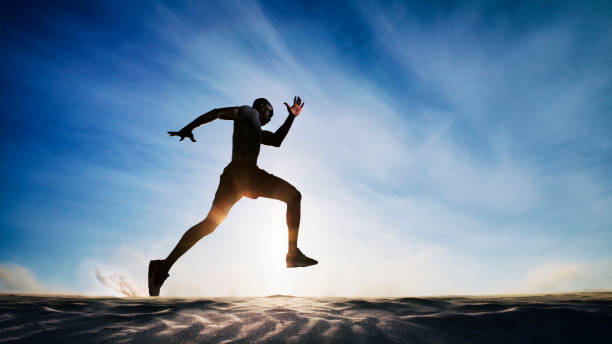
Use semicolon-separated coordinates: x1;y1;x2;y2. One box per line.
253;98;273;126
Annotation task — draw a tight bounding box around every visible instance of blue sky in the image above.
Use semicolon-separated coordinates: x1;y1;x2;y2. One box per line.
1;0;611;296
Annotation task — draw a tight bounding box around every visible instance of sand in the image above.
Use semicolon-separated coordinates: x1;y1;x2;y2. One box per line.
1;292;611;343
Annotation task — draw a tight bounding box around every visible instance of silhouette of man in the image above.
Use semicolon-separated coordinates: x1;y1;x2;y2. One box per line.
148;96;317;296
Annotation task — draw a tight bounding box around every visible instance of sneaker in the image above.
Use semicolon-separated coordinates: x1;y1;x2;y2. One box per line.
286;248;318;268
148;260;169;296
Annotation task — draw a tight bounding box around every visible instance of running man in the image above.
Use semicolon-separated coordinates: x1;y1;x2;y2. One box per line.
148;96;317;296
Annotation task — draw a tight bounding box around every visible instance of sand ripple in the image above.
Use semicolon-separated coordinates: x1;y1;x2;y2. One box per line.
0;292;611;343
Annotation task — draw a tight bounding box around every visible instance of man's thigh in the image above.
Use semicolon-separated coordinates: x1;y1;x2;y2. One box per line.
210;172;241;220
252;169;299;202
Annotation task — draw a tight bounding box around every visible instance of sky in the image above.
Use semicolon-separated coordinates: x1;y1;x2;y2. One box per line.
1;0;611;297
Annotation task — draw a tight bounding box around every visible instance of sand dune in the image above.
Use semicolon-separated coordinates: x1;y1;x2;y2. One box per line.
1;292;611;343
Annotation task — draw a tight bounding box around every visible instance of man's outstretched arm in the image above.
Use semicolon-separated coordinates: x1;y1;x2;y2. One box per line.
168;107;239;142
262;96;305;147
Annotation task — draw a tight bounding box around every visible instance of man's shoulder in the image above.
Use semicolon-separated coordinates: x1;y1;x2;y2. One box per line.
238;105;259;121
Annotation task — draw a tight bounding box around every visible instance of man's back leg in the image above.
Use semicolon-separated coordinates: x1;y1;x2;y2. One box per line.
165;197;238;268
149;192;239;296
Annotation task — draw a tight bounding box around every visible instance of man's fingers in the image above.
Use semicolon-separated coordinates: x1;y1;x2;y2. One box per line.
286;98;304;113
301;102;305;108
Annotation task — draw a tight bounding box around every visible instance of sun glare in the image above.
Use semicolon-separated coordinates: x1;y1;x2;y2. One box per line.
256;202;290;294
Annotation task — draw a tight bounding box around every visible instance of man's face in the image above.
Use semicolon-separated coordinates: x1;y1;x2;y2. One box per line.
259;103;273;125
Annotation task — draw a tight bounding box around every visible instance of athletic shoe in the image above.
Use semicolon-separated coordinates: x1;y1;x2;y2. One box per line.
148;260;169;296
286;248;318;268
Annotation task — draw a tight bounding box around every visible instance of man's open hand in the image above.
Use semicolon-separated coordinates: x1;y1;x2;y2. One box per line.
284;96;305;117
168;128;196;142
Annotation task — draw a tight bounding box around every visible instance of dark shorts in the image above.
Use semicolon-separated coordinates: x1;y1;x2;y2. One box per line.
212;162;299;209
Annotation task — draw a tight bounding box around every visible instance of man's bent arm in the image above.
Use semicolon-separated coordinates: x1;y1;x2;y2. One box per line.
262;114;295;147
183;107;239;131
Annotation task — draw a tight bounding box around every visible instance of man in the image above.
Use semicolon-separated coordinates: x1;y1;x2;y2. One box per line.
148;96;317;296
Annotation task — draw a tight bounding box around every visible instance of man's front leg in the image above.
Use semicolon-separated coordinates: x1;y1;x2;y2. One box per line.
286;191;301;254
284;191;317;268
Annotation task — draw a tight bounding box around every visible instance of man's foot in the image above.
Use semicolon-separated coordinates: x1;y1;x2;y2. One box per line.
148;260;169;296
286;248;318;268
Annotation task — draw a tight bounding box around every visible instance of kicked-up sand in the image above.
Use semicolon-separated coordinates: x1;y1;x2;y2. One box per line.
1;292;611;343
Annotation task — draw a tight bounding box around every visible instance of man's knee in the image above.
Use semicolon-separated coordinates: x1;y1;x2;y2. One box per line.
207;203;232;224
289;189;301;204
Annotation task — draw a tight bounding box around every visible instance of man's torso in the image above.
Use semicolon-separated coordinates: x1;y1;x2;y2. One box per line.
231;105;261;165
